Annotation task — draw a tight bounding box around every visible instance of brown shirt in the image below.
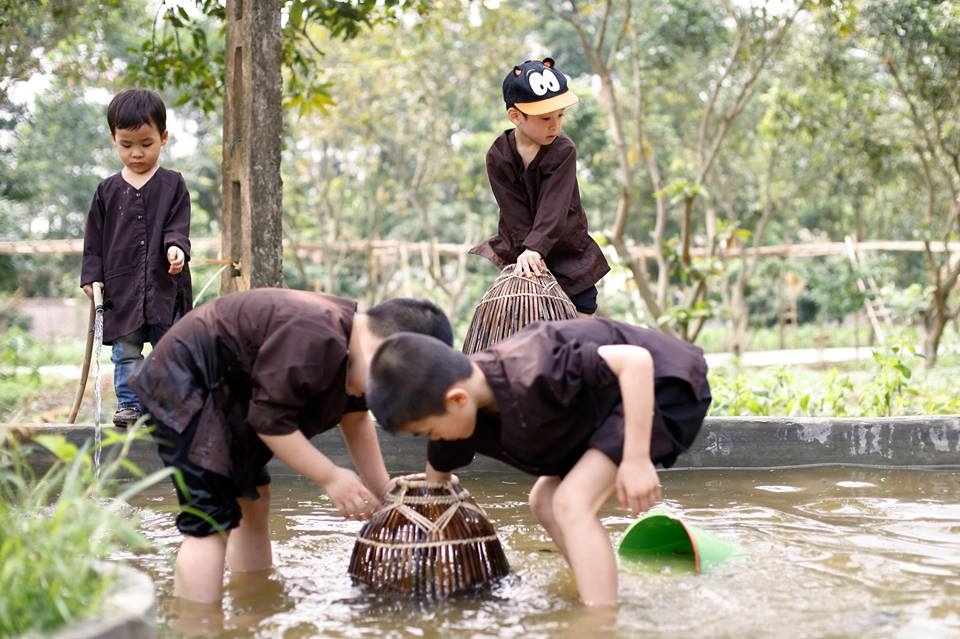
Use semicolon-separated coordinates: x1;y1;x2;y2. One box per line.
470;131;609;297
80;167;193;343
427;319;711;476
129;289;363;482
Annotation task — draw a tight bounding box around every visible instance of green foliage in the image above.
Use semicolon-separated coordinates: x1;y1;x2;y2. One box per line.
0;318;86;368
2;83;105;238
0;326;34;376
0;300;30;333
129;0;433;116
0;426;171;637
4;0;960;363
0;324;47;422
0;374;47;424
708;342;956;417
0;0;139;102
858;344;920;417
128;3;225;114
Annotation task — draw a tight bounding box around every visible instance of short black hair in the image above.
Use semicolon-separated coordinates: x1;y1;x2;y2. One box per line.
366;298;453;346
367;332;472;433
107;89;167;136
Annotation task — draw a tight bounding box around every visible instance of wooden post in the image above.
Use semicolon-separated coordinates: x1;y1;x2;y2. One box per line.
221;0;284;294
779;270;805;350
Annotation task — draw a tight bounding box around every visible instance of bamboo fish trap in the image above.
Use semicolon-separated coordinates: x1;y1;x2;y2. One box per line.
461;265;578;354
347;473;511;600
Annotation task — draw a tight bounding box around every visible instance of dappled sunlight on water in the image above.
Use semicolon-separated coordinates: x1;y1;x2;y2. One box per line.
118;466;960;638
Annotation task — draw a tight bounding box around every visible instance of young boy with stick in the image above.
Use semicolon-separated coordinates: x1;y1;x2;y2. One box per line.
80;88;192;427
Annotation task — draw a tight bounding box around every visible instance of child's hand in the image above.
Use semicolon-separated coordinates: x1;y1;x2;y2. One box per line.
616;457;662;516
383;476;400;495
167;246;185;275
515;249;545;277
324;465;381;520
82;282;104;301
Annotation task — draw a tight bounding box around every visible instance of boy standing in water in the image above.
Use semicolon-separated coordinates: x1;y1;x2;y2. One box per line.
129;289;452;604
81;88;192;427
470;57;609;316
366;319;711;607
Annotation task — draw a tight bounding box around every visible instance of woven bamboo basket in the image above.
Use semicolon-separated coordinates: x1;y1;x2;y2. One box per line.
347;473;511;600
461;264;578;354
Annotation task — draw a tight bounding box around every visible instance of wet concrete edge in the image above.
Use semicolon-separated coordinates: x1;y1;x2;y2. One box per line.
50;563;155;639
6;415;960;476
6;415;957;638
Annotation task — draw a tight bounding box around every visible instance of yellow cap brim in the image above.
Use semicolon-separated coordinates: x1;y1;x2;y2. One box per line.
514;90;579;116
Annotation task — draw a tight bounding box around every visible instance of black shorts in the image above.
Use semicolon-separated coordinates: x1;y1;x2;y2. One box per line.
589;377;711;469
568;286;599;315
152;422;271;537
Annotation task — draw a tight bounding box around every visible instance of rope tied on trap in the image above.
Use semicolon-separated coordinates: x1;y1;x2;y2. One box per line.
348;473;511;599
461;264;578;354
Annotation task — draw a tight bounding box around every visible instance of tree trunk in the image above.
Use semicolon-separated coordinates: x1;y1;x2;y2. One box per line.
221;0;284;293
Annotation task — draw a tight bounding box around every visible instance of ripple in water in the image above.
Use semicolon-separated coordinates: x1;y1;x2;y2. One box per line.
121;467;960;638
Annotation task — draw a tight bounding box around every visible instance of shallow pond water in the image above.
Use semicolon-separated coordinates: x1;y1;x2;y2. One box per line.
117;465;960;639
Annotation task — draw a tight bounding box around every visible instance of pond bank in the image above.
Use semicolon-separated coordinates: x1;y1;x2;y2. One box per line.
6;415;959;475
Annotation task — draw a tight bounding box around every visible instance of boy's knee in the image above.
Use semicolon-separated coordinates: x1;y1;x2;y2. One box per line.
528;479;551;510
238;487;271;522
528;491;549;522
550;487;590;526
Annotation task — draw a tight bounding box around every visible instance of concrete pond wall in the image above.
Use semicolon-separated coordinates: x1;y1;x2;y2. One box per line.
4;415;958;639
8;415;960;476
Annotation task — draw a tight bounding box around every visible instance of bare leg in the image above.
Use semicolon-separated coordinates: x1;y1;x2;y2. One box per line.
168;596;225;637
547;449;619;607
529;475;569;559
173;533;229;603
226;484;273;572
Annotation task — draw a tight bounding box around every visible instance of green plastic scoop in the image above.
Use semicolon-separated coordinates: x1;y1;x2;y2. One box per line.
617;512;740;573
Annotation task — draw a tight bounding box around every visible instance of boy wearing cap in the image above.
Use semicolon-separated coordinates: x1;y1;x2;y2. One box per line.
470;57;609;316
366;319;712;606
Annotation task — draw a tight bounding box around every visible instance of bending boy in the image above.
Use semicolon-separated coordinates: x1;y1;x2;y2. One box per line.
129;288;452;604
366;319;711;607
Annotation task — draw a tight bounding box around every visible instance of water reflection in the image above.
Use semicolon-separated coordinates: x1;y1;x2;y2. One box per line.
120;466;960;638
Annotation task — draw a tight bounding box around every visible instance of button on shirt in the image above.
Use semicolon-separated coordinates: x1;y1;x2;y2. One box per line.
80;167;193;343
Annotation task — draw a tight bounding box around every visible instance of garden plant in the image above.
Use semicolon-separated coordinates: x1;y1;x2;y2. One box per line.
0;424;171;637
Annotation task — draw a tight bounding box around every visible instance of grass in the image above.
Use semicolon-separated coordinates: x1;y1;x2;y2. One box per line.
708;345;960;417
3;323;960;423
1;326;113;423
1;326;88;370
0;425;172;636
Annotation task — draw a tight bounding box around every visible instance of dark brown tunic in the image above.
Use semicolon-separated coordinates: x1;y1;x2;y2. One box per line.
128;289;364;490
80;167;193;344
427;319;711;477
470;131;610;297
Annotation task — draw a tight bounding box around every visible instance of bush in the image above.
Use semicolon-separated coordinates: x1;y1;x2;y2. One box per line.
0;425;171;637
708;342;960;417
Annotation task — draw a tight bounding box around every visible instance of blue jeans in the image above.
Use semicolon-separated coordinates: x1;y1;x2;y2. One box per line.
112;323;172;411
